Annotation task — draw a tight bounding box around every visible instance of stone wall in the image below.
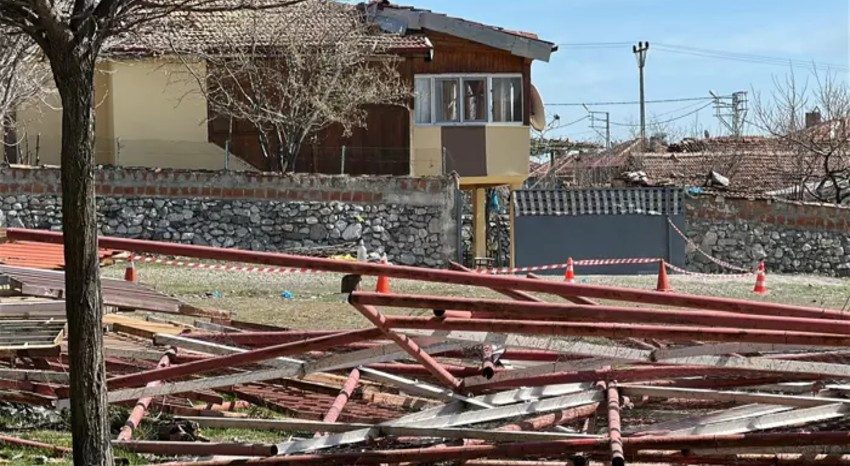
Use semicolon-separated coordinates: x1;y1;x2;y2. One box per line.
685;195;850;276
0;166;459;267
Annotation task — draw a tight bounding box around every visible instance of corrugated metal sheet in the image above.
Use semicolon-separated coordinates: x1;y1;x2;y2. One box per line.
0;241;118;270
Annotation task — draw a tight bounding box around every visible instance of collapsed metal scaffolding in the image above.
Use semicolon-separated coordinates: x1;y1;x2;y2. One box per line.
2;227;850;465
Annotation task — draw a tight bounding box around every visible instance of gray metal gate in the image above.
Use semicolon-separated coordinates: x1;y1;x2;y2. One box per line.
513;188;686;275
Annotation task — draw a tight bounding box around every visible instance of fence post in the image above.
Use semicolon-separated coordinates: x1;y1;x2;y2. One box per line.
441;147;447;175
340;145;346;175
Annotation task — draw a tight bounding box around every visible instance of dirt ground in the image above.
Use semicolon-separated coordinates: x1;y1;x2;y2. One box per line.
102;261;850;330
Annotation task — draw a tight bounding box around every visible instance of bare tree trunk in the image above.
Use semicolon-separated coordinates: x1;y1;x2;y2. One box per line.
50;47;113;466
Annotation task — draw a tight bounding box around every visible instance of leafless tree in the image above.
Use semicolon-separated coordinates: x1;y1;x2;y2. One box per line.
0;30;49;163
0;1;304;464
753;68;850;204
174;0;410;172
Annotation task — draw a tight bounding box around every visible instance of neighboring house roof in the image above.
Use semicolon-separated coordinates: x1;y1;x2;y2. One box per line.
105;0;555;61
105;0;433;57
368;1;557;61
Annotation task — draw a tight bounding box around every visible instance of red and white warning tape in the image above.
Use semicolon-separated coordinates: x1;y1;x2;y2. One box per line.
129;255;321;275
665;262;753;279
666;218;752;273
128;253;753;279
477;257;659;275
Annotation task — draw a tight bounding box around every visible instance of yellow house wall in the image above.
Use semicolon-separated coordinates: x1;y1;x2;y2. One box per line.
485;125;530;178
410;125;443;177
109;59;230;169
15;88;62;165
16;58;239;170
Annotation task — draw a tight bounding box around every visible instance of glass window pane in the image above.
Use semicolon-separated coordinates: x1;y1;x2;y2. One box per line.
414;77;432;124
435;78;460;122
492;77;523;123
462;78;487;122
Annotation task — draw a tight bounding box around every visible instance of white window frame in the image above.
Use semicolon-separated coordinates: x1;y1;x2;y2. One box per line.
414;73;524;127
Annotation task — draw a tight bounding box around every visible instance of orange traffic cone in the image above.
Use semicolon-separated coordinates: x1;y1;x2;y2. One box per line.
124;258;137;283
753;261;768;294
564;257;575;283
375;254;390;294
655;260;672;292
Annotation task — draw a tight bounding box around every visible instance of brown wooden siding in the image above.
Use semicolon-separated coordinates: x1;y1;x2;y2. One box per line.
210;30;531;173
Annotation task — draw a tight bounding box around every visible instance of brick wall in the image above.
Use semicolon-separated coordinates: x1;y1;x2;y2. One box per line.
0;166;460;267
685;195;850;276
0;166;448;206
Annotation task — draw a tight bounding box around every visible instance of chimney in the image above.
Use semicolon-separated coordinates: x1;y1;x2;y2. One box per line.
805;111;822;128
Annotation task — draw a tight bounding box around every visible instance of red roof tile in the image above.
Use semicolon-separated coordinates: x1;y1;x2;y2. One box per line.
0;241;119;270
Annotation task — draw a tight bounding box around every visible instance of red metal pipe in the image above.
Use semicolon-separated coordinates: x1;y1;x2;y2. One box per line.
105;328;381;391
526;272;597;305
606;383;625;466
380;315;850;347
351;292;850;336
186;330;377;346
151;431;850;466
117;350;174;441
352;303;462;391
481;344;496;380
10;228;844;321
315;368;359;437
0;434;71;455
113;440;274;456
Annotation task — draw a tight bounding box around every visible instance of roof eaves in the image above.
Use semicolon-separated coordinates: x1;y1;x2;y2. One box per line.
374;7;555;62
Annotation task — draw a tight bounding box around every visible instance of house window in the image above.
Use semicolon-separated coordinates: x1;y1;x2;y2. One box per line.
414;77;432;124
492;77;523;123
435;78;460;122
463;78;487;122
413;74;523;125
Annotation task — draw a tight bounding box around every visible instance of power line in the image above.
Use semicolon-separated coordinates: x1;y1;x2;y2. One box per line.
609;101;714;127
556;41;849;71
654;43;849;71
548;96;719;107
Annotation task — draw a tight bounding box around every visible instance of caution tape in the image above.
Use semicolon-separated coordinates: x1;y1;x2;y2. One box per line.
477;257;660;275
666;218;751;273
129;255;321;275
128;253;754;279
665;262;753;279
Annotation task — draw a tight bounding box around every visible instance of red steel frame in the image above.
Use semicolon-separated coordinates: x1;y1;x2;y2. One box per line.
117;350;174;441
9;228;846;321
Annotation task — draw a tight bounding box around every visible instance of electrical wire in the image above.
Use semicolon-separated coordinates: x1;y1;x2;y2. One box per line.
549;96;719;107
608;101;714;127
546;115;589;130
654;43;849;71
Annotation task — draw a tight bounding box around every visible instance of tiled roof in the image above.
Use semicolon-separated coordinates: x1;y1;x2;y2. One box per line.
0;241;119;270
635;150;803;194
105;0;432;56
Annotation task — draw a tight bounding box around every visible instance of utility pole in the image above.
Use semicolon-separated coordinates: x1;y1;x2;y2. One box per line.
632;41;649;146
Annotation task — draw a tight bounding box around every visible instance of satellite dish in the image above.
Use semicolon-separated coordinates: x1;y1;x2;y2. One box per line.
530;84;546;131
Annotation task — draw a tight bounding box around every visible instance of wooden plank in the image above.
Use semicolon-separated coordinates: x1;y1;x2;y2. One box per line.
652;343;832;360
105;314;186;338
0;368;68;383
0;301;66;318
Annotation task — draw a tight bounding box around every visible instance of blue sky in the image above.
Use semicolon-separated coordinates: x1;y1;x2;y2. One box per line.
406;0;850;143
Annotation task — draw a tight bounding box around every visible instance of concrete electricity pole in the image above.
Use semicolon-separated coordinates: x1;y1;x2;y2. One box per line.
632;41;650;145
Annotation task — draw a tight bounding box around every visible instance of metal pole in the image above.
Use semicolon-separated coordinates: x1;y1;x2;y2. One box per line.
340;145;346;175
380;315;850;347
117;351;174;441
8;228;847;321
224;139;230;171
315;368;360;437
606;383;625;466
103;328;381;391
605;111;611;149
350;291;850;336
633;42;649;146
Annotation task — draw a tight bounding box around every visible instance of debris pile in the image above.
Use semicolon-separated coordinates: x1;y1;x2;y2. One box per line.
0;227;848;465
